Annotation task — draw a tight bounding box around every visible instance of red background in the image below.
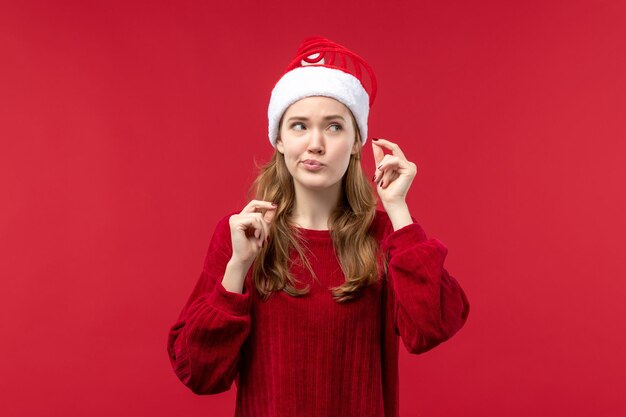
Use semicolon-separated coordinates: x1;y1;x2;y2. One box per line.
1;1;625;416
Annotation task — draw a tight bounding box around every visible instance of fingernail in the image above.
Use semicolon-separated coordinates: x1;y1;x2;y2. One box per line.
372;174;376;182
372;138;379;141
271;203;278;206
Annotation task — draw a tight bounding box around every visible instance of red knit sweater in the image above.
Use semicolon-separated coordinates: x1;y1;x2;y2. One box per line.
167;209;470;416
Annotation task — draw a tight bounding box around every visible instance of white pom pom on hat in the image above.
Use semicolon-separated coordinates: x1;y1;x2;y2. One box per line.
267;36;378;148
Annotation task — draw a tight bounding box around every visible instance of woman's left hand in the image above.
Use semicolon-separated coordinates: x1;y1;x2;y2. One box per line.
372;138;418;206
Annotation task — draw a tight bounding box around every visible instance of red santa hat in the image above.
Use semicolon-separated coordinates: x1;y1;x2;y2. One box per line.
267;36;377;148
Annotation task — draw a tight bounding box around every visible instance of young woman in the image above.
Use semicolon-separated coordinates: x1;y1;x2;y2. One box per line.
167;36;470;417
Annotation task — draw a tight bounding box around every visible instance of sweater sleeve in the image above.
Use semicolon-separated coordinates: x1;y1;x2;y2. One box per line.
381;216;470;355
166;213;252;395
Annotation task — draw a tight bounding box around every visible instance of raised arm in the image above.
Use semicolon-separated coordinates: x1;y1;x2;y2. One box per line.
166;214;252;395
382;218;470;355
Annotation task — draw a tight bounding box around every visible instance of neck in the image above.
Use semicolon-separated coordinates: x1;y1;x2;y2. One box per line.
291;180;343;230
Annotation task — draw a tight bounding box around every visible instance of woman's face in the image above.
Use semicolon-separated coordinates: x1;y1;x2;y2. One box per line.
276;96;359;191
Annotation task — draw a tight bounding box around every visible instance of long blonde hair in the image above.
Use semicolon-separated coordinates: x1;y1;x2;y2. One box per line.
246;112;387;303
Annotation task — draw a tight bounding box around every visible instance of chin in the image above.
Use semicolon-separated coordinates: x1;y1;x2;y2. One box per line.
298;180;327;189
295;177;340;190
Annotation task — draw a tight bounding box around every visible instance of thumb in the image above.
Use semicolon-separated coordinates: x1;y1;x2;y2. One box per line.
372;140;384;166
264;206;277;223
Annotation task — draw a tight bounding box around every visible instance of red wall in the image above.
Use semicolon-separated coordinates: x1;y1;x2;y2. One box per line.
1;1;625;416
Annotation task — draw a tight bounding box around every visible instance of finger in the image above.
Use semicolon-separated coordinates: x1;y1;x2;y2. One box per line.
371;138;406;160
259;213;270;244
381;170;400;189
377;155;403;173
372;140;385;167
231;214;252;234
376;154;408;183
254;209;273;242
237;213;265;242
373;154;391;183
240;199;278;214
379;156;415;180
251;214;267;245
379;166;394;188
378;157;403;187
263;205;277;224
241;216;256;240
253;216;264;248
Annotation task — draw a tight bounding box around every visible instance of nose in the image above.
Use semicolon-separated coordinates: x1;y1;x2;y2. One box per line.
307;128;325;154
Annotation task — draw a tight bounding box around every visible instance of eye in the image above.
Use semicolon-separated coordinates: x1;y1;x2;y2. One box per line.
291;122;306;131
329;123;343;132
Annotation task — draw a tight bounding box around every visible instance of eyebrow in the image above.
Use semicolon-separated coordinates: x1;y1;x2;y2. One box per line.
287;115;346;122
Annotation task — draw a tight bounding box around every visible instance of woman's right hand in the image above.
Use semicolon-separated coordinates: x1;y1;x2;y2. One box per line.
228;200;278;267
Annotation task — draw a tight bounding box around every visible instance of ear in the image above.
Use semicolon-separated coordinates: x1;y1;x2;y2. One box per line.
276;137;284;154
351;137;359;155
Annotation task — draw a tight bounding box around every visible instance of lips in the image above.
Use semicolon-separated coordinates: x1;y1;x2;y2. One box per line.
301;159;323;166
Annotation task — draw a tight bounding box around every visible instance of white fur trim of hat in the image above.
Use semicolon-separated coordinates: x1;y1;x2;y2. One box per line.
266;36;377;148
267;66;370;147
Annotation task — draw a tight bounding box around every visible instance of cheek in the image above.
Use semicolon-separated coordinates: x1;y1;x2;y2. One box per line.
284;142;307;159
284;146;300;161
281;145;301;168
332;144;354;162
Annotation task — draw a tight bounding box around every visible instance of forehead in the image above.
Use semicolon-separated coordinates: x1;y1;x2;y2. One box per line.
283;96;351;117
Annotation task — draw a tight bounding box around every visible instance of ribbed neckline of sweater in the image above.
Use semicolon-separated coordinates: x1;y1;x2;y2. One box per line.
287;210;388;241
292;226;332;240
